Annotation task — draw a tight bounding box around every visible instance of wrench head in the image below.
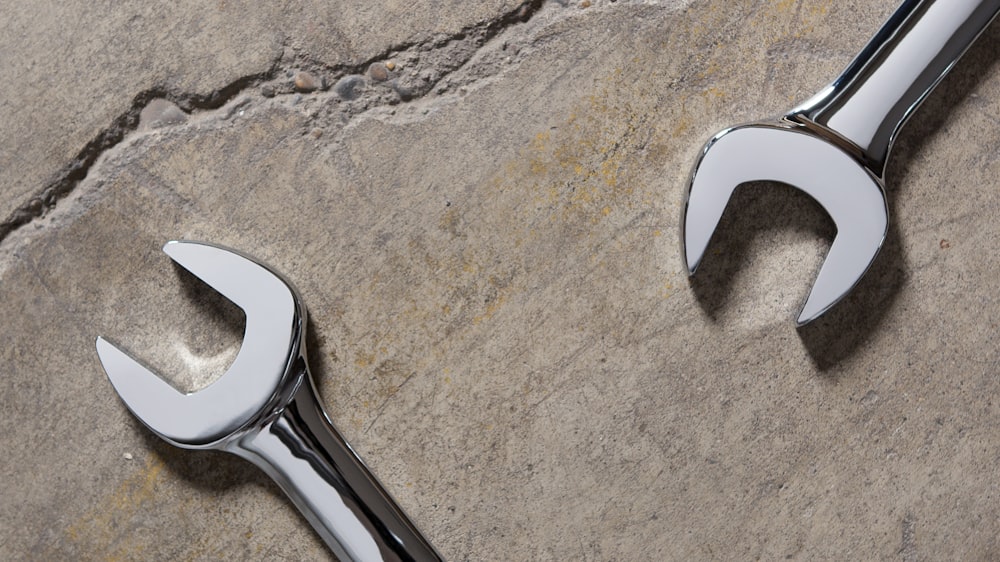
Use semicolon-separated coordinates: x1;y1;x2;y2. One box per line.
96;241;304;447
682;122;888;325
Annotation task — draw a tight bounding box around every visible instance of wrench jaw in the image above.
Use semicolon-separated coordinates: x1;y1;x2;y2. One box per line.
96;241;307;449
96;241;446;560
96;335;211;449
686;0;1000;325
682;121;889;325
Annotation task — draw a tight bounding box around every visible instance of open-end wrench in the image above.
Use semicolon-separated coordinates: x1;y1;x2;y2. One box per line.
682;0;1000;324
96;241;443;562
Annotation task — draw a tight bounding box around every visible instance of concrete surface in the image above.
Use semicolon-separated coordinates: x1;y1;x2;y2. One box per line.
0;0;522;236
2;0;999;559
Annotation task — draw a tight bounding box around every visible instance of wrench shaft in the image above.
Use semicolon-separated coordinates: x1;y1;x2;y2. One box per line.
98;241;444;559
792;0;1000;176
228;363;442;562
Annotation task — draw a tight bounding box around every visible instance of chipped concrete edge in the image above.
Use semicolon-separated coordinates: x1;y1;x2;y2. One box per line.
0;0;691;273
0;0;548;243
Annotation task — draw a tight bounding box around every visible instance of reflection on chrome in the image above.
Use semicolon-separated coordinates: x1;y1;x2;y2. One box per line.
683;0;1000;324
98;241;442;561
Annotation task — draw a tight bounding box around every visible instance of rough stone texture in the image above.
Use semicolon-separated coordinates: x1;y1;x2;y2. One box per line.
2;0;1000;560
0;0;523;236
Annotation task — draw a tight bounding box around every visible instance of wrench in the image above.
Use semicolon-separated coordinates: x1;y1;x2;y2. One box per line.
96;241;443;562
682;0;1000;324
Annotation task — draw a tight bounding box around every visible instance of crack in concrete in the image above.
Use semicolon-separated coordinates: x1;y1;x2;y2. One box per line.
0;65;280;243
0;0;551;245
267;0;578;132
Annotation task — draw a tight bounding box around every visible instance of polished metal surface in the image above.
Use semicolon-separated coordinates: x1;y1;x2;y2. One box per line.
686;124;888;323
96;241;443;562
682;0;1000;324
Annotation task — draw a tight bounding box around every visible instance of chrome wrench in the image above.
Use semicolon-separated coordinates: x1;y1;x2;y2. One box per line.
682;0;1000;324
96;241;443;562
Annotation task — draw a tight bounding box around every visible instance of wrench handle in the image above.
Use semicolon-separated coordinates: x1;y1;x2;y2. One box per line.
791;0;1000;177
228;365;443;562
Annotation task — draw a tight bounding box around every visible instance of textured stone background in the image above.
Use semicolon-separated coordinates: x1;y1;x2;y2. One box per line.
2;0;999;559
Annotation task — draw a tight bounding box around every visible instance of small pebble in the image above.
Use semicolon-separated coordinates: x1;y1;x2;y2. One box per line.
293;71;321;92
369;62;389;82
261;84;276;98
580;0;591;7
311;128;323;139
385;60;396;71
334;75;366;100
392;81;415;101
940;239;951;249
123;452;133;460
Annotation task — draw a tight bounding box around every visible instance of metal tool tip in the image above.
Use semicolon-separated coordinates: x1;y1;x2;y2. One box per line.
684;248;702;276
95;335;117;358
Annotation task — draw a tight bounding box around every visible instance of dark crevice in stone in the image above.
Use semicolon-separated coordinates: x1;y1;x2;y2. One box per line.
0;0;546;244
0;62;282;243
293;0;545;76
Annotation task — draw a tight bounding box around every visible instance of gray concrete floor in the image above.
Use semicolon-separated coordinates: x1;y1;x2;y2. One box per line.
2;0;1000;559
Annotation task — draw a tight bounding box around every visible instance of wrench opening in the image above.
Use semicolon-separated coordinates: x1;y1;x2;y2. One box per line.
683;0;1000;324
97;241;301;447
683;123;888;325
96;240;443;561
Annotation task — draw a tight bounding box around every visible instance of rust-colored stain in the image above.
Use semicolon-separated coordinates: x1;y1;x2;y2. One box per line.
344;50;703;429
62;455;165;560
355;351;376;368
753;0;833;38
339;6;826;426
512;80;649;229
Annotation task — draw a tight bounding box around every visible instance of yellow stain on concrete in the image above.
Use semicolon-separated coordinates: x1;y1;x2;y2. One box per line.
661;280;675;299
347;48;687;371
62;454;166;560
516;83;648;226
702;87;725;99
672;112;693;137
355;351;376;368
756;0;833;38
696;59;721;81
472;291;509;325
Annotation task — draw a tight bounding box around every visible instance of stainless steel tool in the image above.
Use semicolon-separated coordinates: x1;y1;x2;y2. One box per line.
682;0;1000;324
96;241;443;562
